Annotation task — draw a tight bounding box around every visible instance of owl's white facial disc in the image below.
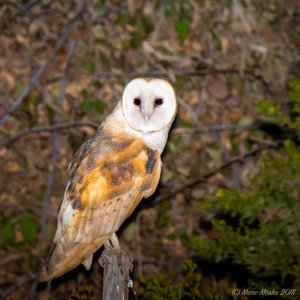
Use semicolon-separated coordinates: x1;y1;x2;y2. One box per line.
122;78;177;133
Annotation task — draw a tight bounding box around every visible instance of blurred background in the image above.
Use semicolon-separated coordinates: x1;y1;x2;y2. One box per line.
0;0;300;299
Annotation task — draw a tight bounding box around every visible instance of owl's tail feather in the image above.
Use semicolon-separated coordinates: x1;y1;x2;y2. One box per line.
38;265;50;282
38;235;110;282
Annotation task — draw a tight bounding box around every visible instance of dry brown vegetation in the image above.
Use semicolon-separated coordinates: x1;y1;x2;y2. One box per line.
0;0;300;299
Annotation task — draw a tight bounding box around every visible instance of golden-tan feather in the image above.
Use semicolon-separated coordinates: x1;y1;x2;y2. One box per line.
39;128;161;281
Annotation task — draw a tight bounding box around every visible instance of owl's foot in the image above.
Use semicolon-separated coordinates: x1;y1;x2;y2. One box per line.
99;233;133;271
108;232;120;250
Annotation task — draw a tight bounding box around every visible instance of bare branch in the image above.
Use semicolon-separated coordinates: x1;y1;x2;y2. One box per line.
45;65;270;85
0;121;98;146
177;96;201;126
90;66;269;84
1;123;254;146
40;40;76;240
171;124;257;135
16;0;42;16
0;274;36;300
148;140;283;208
39;141;59;240
0;0;90;126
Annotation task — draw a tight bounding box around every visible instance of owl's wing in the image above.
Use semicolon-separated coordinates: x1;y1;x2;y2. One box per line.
39;131;161;281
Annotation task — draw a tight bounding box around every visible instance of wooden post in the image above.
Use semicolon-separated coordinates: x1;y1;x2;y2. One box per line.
99;236;133;300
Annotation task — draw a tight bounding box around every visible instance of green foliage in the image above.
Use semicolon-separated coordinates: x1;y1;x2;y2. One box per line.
156;200;173;228
175;18;190;42
259;2;285;25
181;77;300;292
1;219;14;246
288;79;300;111
80;90;105;116
189;139;300;289
129;15;154;49
257;99;281;119
141;260;219;300
118;11;154;49
94;0;105;9
176;117;193;128
256;77;300;135
82;60;95;73
180;260;203;299
288;78;300;138
141;274;181;300
161;0;192;42
206;146;222;166
0;214;38;248
19;215;38;244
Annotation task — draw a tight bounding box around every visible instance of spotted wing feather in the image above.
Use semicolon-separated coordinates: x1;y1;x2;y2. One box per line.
39;129;161;281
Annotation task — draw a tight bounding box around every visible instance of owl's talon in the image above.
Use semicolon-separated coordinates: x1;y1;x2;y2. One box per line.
109;233;120;249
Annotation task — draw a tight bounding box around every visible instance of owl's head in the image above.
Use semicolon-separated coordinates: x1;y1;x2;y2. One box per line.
122;78;177;133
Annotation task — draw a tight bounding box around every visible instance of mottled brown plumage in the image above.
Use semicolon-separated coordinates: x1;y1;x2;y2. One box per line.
39;129;161;281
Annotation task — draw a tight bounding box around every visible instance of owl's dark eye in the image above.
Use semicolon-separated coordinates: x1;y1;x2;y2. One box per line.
133;98;141;106
155;98;163;106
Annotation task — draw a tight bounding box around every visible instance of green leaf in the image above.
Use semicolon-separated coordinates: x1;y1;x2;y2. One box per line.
1;220;14;247
83;60;95;74
239;116;253;126
81;90;105;115
129;15;154;49
19;215;38;243
206;146;222;166
175;18;190;42
257;99;280;118
167;233;176;241
116;12;127;26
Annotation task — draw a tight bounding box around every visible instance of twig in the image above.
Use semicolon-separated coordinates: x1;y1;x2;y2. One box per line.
177;96;201;126
148;140;283;208
0;274;36;300
91;68;230;79
136;213;142;276
171;124;257;135
0;0;90;126
39;124;60;240
45;66;270;86
0;121;98;146
58;41;76;102
16;0;42;16
40;41;76;240
0;123;254;146
90;66;269;85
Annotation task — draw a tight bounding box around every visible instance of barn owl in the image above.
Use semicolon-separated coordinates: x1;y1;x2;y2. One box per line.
39;78;177;281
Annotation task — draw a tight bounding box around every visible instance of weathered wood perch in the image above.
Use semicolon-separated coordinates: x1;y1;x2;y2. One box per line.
99;234;133;300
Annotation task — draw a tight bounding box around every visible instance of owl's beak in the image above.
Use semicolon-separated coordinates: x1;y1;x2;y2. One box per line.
141;104;153;123
144;113;150;122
